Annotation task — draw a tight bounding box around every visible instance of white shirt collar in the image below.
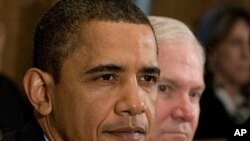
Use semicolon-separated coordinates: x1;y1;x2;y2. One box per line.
44;135;49;141
214;87;250;124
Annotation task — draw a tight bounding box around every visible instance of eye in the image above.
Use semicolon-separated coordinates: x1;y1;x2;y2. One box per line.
189;91;202;99
98;74;114;81
140;75;158;83
145;75;155;82
158;84;170;93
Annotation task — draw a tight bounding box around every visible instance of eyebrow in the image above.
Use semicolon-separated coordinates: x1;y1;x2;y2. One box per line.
85;64;125;74
139;66;161;76
160;77;205;91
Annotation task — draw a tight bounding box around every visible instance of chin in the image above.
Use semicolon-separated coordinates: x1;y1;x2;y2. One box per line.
151;134;190;141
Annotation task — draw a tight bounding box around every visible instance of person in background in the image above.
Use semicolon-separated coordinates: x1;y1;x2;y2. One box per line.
134;0;152;15
0;19;33;139
194;5;250;140
2;0;160;141
149;16;205;141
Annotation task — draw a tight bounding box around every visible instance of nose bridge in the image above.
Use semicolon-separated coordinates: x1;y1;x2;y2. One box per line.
172;92;194;121
115;77;146;116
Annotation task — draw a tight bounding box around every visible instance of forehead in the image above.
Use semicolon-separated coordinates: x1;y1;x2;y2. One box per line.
158;39;203;66
229;19;249;38
158;39;204;84
83;21;155;48
62;21;158;71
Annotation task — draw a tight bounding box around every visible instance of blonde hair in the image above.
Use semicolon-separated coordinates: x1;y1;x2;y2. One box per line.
149;16;205;62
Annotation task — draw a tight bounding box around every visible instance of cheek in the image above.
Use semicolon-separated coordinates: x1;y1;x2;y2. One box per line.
192;104;200;128
147;91;157;111
82;88;116;123
154;98;171;123
52;83;112;133
214;52;234;71
142;91;157;127
216;47;239;63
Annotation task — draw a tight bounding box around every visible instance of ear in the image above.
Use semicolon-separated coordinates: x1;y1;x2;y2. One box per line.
23;68;54;116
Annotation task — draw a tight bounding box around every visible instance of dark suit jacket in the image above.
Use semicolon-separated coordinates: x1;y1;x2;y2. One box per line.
194;85;238;139
1;119;45;141
0;74;33;134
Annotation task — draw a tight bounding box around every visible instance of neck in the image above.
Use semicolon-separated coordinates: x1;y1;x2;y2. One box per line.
214;74;241;99
37;115;62;141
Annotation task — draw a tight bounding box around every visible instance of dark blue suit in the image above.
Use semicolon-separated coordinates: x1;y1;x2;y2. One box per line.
2;119;45;141
194;85;250;141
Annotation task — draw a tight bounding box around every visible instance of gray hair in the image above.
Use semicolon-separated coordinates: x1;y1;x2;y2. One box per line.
148;16;205;63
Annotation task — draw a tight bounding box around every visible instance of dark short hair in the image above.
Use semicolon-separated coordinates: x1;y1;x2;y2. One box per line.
33;0;152;83
197;5;250;54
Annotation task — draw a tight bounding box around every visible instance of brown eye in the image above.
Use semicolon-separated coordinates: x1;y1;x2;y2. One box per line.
141;75;157;83
99;74;114;81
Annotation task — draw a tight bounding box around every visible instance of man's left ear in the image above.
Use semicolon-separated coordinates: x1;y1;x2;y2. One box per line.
23;68;54;116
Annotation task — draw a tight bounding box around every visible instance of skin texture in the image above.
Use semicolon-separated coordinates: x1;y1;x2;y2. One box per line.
150;39;205;141
23;21;160;141
209;19;250;87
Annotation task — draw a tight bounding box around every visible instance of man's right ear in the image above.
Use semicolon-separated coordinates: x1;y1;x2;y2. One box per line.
23;68;54;116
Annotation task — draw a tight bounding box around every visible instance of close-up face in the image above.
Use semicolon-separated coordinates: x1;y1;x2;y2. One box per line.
48;21;159;141
150;39;205;141
210;19;250;85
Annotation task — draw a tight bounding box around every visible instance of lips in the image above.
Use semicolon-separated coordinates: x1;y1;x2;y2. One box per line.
103;126;146;140
160;125;190;139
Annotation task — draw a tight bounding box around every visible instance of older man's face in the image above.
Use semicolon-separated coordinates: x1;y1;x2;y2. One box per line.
49;21;159;141
151;39;205;141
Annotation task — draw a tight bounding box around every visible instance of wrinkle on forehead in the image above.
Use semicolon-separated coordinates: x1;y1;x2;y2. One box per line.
158;39;204;65
158;39;204;84
65;21;158;74
81;21;157;68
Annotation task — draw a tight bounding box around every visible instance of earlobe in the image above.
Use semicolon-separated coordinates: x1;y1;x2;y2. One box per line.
23;68;53;116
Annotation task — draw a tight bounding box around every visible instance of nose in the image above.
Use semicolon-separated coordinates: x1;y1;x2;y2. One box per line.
114;78;146;116
172;95;195;121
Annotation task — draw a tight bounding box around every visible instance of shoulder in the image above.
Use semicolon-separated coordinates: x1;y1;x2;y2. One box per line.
1;119;45;141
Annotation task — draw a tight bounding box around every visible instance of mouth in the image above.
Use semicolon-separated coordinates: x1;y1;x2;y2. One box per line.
103;127;146;140
161;128;189;137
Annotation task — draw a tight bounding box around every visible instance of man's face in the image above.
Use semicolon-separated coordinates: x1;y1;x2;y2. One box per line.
150;39;205;141
48;21;159;141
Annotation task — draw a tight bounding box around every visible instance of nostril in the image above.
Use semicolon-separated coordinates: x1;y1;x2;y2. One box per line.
172;103;195;121
114;99;146;116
